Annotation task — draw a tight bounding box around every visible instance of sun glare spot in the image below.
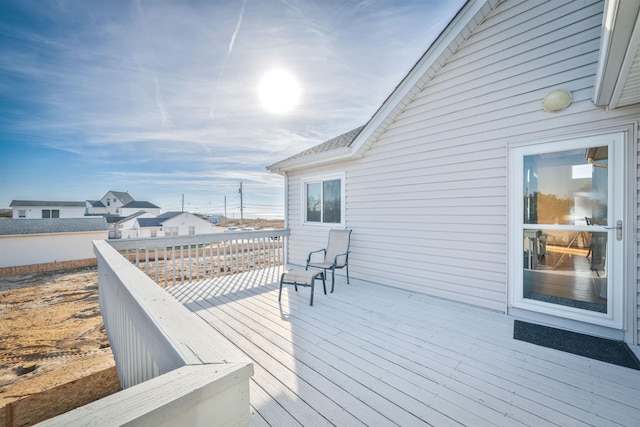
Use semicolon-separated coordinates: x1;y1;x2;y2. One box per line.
258;69;301;114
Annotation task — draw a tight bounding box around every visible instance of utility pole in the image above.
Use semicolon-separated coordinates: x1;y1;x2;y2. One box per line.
181;194;184;212
224;196;227;220
239;181;244;226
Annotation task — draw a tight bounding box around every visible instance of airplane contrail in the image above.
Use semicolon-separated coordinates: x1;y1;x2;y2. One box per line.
210;0;247;118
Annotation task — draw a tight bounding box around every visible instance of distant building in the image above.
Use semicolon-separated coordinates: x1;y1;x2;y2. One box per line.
86;191;160;217
208;215;227;224
136;212;218;238
10;200;86;219
120;201;161;217
0;217;109;269
115;211;156;239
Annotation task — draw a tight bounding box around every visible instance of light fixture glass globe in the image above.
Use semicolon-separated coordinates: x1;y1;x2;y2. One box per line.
542;89;572;112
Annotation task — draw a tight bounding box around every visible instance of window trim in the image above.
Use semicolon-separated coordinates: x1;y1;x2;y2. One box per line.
301;172;345;227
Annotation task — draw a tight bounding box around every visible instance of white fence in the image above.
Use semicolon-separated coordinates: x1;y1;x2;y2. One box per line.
108;229;288;287
40;229;290;426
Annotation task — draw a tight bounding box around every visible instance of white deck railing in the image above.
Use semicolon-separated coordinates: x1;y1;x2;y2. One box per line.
108;229;288;287
42;229;289;426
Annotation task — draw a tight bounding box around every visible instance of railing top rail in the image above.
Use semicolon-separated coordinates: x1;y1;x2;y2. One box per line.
94;239;250;365
108;228;290;251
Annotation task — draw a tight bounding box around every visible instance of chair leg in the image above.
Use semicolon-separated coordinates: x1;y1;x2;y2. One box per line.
331;268;335;293
321;273;327;295
310;279;314;306
278;274;284;301
346;265;350;284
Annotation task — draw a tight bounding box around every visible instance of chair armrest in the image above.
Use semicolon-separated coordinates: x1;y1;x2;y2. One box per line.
332;250;350;268
306;249;326;266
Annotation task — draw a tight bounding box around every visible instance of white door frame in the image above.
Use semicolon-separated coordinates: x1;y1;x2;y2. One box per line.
508;131;627;330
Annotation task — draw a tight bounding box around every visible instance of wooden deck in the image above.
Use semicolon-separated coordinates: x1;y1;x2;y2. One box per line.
167;267;640;427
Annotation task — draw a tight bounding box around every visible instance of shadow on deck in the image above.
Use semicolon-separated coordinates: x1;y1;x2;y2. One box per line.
167;266;640;427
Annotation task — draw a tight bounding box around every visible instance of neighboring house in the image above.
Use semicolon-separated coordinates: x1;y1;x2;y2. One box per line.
85;200;107;215
86;190;160;217
0;217;109;268
268;0;640;351
208;215;227;225
136;212;216;238
94;190;135;216
85;191;160;238
115;211;157;239
119;201;161;217
10;200;86;219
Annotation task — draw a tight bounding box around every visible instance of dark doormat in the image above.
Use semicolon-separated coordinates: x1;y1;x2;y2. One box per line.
513;320;640;370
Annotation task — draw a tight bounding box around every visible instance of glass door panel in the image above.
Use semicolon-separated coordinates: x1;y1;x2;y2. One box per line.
522;146;609;313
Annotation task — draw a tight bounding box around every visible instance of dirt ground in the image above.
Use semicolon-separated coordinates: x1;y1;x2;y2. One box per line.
0;220;283;411
0;268;116;407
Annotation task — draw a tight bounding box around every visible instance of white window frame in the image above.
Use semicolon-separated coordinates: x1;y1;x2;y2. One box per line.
301;172;345;227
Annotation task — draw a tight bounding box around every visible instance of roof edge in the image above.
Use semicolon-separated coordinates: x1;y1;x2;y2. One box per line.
350;0;499;157
267;0;500;173
593;0;640;108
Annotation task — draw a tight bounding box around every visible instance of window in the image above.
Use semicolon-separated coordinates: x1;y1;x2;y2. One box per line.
303;174;344;225
165;227;178;236
18;210;26;218
188;226;195;235
41;209;59;218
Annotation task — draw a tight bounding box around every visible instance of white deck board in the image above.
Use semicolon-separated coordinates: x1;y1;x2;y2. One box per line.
167;267;640;427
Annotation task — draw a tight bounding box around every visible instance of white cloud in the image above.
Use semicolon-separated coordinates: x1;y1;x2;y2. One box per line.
0;0;465;214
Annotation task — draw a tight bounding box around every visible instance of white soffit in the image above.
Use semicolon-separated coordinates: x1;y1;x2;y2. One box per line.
593;0;640;109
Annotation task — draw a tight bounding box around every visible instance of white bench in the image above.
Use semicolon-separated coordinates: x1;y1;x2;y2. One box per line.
278;269;326;306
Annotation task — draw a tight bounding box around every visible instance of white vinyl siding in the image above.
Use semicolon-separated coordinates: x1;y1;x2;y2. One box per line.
285;0;640;327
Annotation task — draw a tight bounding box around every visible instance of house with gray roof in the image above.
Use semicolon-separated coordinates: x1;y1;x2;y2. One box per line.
86;190;159;217
0;217;108;269
135;211;217;238
10;200;86;219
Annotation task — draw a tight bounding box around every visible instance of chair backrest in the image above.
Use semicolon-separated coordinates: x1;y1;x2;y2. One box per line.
325;229;352;266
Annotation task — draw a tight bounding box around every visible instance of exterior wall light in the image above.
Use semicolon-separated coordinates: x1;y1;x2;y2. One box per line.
542;89;572;112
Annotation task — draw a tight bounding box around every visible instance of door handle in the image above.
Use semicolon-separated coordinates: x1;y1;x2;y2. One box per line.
604;220;622;241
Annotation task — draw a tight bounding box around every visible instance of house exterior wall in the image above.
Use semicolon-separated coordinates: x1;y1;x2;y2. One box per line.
86;201;106;215
137;226;161;238
160;214;214;236
101;191;127;215
117;213;156;239
284;0;640;339
12;205;86;219
0;231;108;268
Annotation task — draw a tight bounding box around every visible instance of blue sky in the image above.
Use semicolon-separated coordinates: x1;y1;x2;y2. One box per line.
0;0;464;218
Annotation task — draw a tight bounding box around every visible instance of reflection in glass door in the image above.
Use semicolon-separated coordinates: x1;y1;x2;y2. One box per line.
522;147;608;313
510;132;624;328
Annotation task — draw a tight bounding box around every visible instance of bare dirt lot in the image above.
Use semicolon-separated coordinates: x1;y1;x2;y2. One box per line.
0;268;116;408
0;220;283;422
